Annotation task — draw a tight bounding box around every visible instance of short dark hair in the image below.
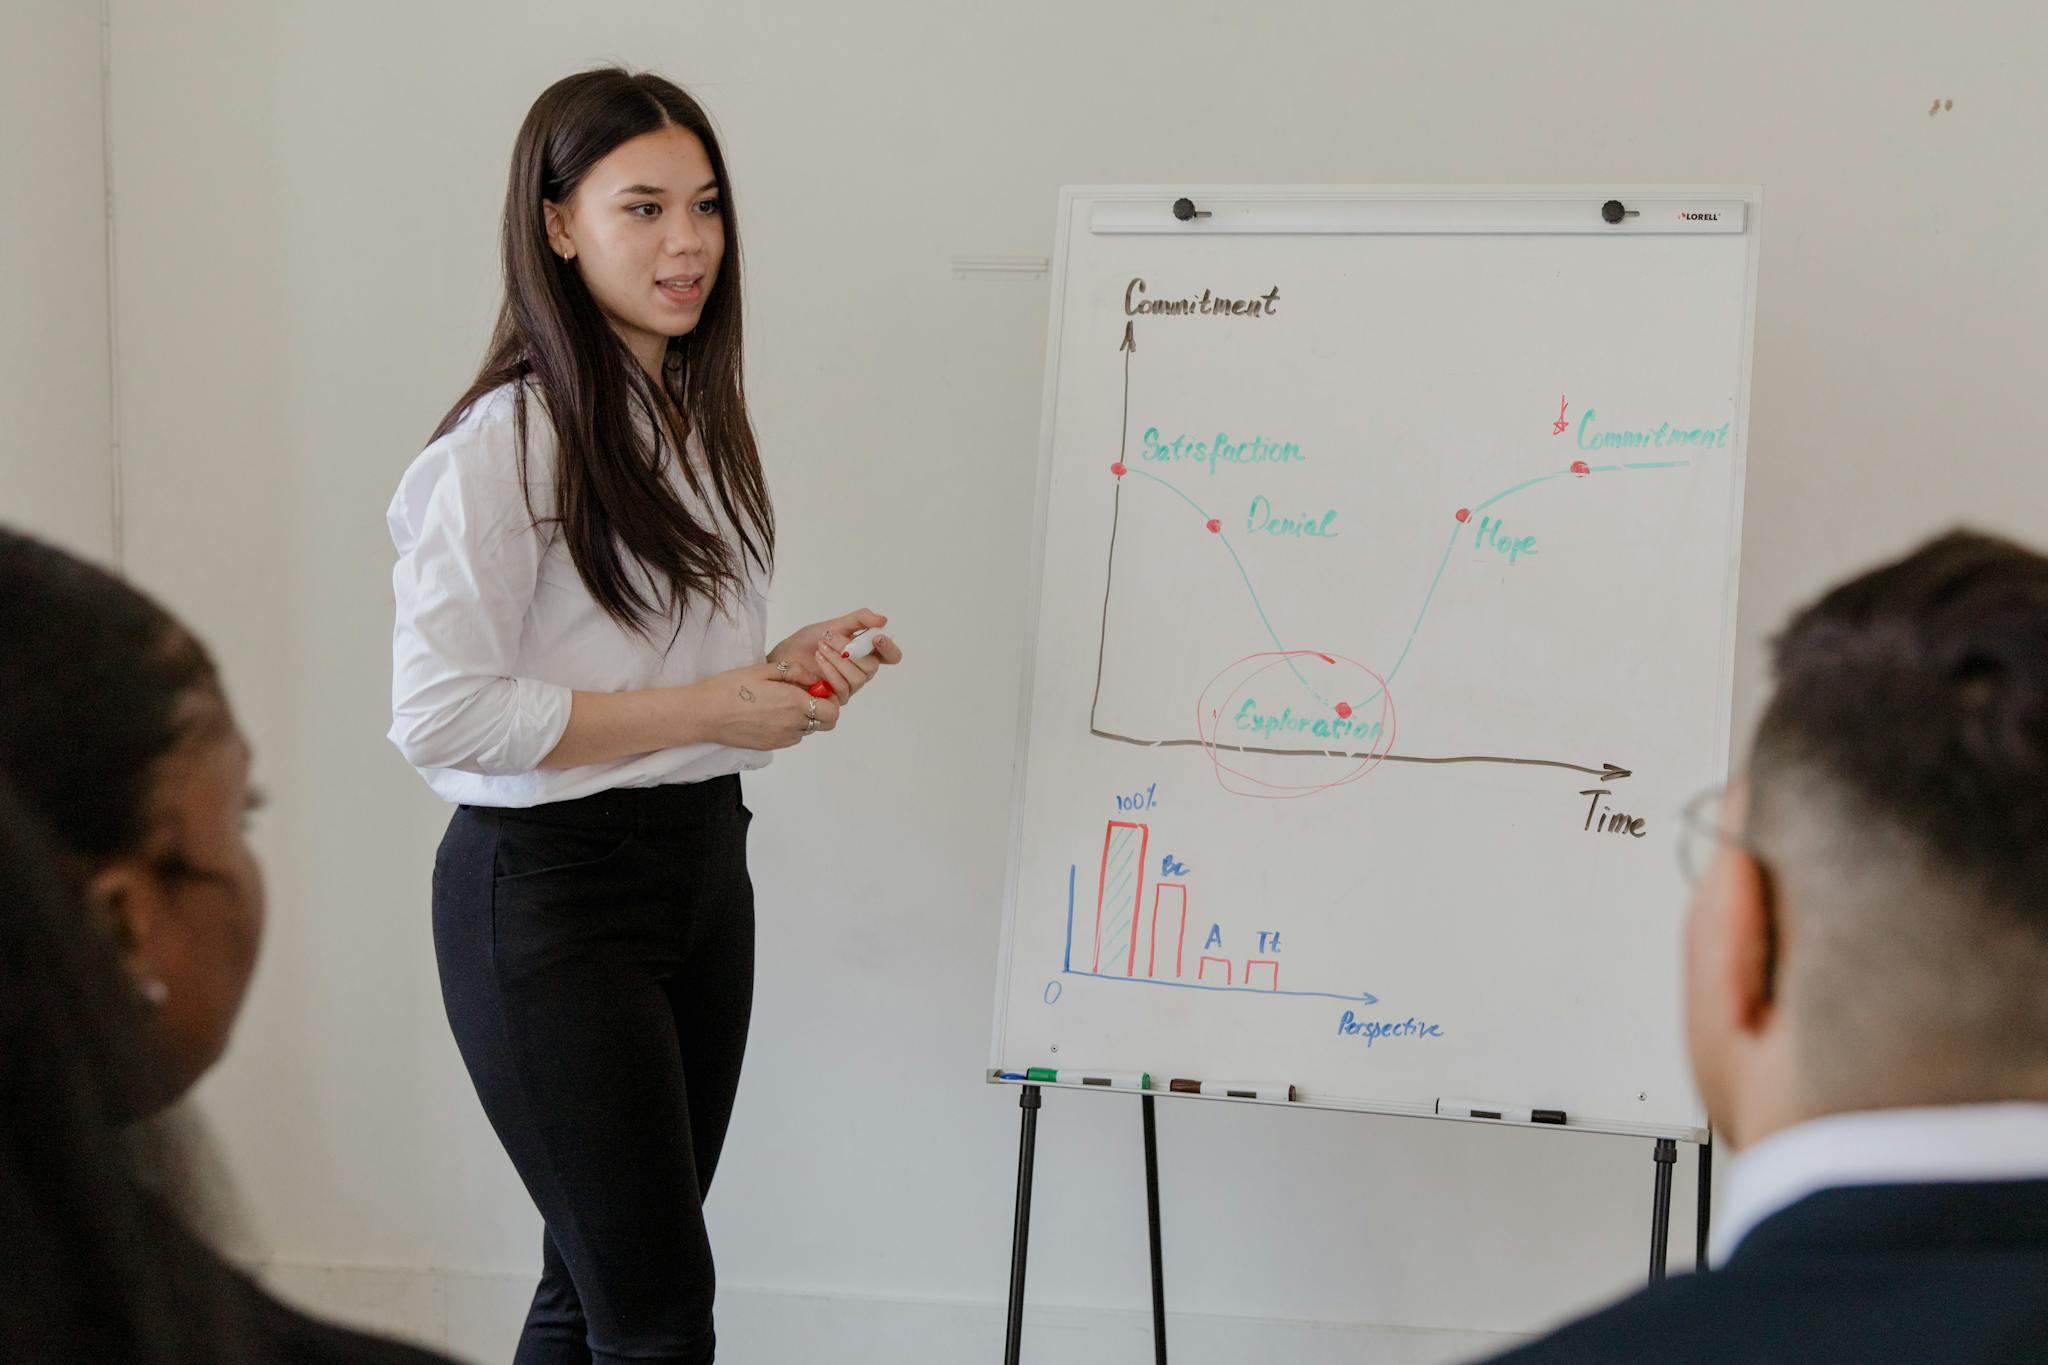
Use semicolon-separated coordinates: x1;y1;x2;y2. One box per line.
0;527;224;872
1751;529;2048;1099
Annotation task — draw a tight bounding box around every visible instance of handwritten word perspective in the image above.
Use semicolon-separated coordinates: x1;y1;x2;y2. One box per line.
1337;1012;1445;1046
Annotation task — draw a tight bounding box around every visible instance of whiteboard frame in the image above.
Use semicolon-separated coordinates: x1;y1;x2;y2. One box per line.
989;185;1762;1145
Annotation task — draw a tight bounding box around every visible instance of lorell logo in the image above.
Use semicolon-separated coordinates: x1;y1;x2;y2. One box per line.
1678;211;1721;221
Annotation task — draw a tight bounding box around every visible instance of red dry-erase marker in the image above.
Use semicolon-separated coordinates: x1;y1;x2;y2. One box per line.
840;628;889;662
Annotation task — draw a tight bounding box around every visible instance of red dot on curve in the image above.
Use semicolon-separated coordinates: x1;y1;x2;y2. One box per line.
1111;462;1127;477
1335;702;1353;719
1454;507;1471;523
1570;460;1590;476
1205;519;1221;533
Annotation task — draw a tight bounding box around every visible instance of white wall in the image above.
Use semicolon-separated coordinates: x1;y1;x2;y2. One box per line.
1;0;113;559
85;2;2048;1362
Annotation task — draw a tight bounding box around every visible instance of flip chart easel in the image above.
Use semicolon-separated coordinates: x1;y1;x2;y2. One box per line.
990;184;1760;1358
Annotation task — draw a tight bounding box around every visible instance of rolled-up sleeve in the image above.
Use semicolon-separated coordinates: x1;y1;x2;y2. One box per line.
387;403;574;775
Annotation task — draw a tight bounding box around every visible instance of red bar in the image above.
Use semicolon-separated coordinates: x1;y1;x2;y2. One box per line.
1149;884;1186;978
1094;821;1149;976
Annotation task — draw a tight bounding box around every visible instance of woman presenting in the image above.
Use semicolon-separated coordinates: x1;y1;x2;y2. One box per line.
387;68;901;1365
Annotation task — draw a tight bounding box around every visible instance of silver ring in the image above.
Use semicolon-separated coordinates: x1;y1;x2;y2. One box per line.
806;698;819;720
774;660;790;678
803;716;819;734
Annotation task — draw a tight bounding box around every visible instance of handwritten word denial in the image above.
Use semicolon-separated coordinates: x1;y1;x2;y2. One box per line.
1126;277;1281;318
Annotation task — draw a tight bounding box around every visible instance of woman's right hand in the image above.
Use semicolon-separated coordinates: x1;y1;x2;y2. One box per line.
681;664;840;751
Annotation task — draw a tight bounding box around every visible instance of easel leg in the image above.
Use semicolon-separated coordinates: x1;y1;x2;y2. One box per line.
1647;1137;1677;1284
1003;1085;1043;1365
1142;1094;1168;1365
1695;1133;1714;1272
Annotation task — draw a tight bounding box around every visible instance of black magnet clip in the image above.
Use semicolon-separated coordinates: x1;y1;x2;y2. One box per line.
1172;197;1211;223
1601;199;1640;225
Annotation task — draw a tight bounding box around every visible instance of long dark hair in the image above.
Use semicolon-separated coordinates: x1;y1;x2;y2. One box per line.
0;776;260;1364
0;527;224;876
0;531;249;1361
432;67;774;635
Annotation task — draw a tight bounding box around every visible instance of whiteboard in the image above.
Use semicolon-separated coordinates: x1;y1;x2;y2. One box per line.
990;187;1759;1141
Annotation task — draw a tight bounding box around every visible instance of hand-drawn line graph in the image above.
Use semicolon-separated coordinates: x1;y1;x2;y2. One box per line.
1087;322;1683;789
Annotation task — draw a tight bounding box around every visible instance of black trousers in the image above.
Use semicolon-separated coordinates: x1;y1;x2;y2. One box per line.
432;777;755;1365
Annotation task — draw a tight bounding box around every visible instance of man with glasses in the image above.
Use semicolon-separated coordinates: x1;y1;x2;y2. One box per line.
1485;530;2048;1363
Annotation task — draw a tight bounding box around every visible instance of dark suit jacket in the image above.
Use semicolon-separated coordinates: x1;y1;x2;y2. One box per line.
1481;1179;2048;1364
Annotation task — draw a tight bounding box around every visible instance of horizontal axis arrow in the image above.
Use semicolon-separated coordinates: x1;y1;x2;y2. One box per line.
1090;727;1631;781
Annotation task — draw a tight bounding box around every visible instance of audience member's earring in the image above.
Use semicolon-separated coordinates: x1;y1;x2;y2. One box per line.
139;977;168;1007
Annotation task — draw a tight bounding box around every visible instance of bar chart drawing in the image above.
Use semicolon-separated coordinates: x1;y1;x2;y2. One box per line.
1064;820;1380;1005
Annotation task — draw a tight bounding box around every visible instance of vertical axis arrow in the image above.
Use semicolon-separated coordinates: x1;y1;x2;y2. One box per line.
1092;321;1136;728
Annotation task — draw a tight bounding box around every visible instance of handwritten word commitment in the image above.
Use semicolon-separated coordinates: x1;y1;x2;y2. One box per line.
1125;278;1282;318
1577;408;1730;451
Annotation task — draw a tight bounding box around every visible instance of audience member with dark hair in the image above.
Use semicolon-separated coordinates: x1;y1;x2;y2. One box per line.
0;774;284;1364
1484;529;2048;1363
0;526;455;1364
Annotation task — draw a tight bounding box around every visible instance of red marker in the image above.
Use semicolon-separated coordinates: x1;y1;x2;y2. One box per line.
840;628;891;662
799;627;896;696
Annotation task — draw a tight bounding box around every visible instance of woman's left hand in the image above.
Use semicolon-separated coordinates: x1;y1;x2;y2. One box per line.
768;608;902;702
807;621;903;704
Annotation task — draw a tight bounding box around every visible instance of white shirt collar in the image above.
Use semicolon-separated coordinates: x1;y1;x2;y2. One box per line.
1710;1102;2048;1267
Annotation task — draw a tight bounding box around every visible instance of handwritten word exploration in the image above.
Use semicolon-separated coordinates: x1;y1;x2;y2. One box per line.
1234;698;1384;744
